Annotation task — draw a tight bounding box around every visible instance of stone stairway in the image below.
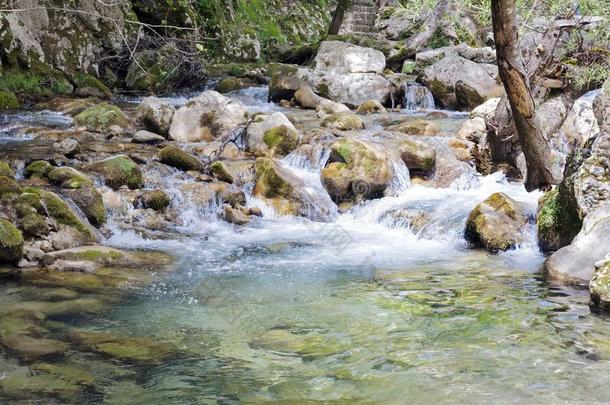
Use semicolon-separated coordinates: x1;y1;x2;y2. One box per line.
340;0;379;37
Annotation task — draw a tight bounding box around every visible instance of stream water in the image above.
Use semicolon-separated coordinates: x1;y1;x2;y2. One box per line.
2;88;610;404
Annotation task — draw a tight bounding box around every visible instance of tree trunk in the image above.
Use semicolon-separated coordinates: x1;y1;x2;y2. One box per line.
328;0;351;36
491;0;556;191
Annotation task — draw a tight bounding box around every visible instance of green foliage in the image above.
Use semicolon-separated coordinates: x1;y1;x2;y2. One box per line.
0;72;71;99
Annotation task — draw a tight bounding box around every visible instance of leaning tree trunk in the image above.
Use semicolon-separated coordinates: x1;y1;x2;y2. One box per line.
403;0;450;57
491;0;556;191
328;0;351;35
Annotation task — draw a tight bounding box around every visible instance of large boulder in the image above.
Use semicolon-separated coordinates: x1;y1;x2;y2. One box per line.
269;65;309;102
0;219;24;263
419;54;503;110
246;113;300;157
168;91;248;143
321;138;392;203
465;192;528;252
545;204;610;286
137;97;175;136
309;41;393;108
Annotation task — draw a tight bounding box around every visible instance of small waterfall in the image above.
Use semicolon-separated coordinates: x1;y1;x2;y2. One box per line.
403;82;435;111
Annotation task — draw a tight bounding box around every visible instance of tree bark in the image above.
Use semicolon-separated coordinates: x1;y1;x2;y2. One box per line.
328;0;351;36
491;0;556;191
402;0;450;57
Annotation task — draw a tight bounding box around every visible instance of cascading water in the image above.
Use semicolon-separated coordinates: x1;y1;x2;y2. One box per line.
403;81;436;111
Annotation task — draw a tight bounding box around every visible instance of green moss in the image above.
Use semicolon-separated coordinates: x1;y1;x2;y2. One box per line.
0;219;24;263
0;175;21;197
0;72;72;100
47;167;93;189
86;156;143;190
537;188;582;251
40;191;90;235
72;249;123;263
0;91;20;109
73;103;130;132
321;113;364;131
73;72;112;98
254;157;294;199
210;161;234;184
19;213;49;237
262;125;299;156
215;76;246;93
158;145;203;172
0;161;14;178
141;190;171;211
25;161;52;178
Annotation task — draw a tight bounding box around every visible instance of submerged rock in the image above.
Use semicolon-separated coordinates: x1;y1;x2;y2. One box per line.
85;155;144;190
321;138;392;203
68;330;177;364
169;91;248;142
251;329;347;359
1;335;69;362
546;205;610;286
465;192;528;252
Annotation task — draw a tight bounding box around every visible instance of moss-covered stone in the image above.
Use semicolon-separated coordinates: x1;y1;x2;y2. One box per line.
0;335;69;362
25;160;52;178
400;139;436;176
67;330;177;364
321;112;365;131
0;367;85;402
158;145;203;172
251;329;347;359
40;191;91;236
465;192;528;252
0;161;14;178
253;157;303;216
47;167;93;189
140;189;171;211
63;186;107;226
215;76;250;93
73;102;130;132
537;188;582;252
210;161;234;184
0;219;24;263
387;119;440;136
19;213;50;237
591;260;610;311
356;99;386;114
262;125;299;157
0;91;20;109
0;175;21;197
85;155;143;190
73;72;112;98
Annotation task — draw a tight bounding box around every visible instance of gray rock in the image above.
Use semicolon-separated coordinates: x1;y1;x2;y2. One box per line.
545;204;610;286
52;138;79;157
133;130;166;144
137;96;175;136
49;259;100;273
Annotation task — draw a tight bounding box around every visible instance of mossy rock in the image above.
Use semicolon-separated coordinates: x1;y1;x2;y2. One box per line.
140;189;171;211
0;219;24;263
40;191;91;236
158;145;203;172
0;91;20;109
67;330;177;364
19;213;50;237
0;367;85;402
251;329;347;359
321;112;365;131
210;161;234;184
536;188;582;252
356;99;386;114
47;167;93;189
85;155;143;190
0;335;69;362
253;157;295;200
215;76;249;94
0;175;21;197
63;186;107;227
465;192;527;252
73;102;130;132
591;261;610;311
263;125;299;157
25;160;53;178
0;161;14;178
387;119;439;136
399;139;436;176
73;72;112;99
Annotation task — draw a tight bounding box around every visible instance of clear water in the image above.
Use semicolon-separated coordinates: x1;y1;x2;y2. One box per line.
3;90;610;404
